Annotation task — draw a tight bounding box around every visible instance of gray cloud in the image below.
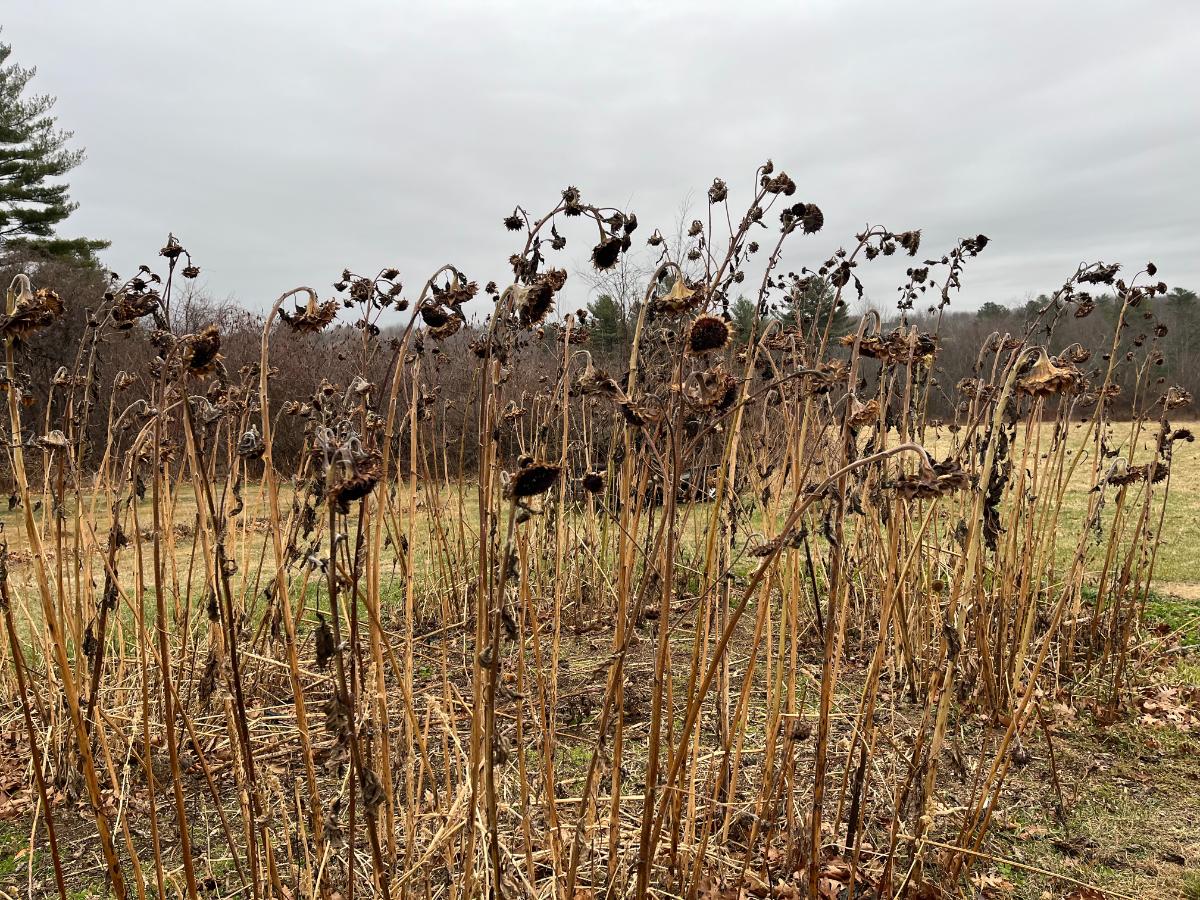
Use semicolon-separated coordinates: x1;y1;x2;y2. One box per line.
6;0;1198;317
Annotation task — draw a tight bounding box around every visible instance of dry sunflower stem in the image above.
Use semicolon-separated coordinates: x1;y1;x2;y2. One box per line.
0;165;1190;900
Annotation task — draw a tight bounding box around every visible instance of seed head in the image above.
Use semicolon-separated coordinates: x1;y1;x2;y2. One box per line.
687;314;731;354
280;294;339;334
581;471;606;494
510;462;560;498
654;278;702;316
591;236;622;271
182;325;222;375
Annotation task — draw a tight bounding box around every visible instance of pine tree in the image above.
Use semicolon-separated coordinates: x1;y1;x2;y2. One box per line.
976;301;1009;319
729;295;760;344
587;293;628;354
0;36;107;264
776;277;848;335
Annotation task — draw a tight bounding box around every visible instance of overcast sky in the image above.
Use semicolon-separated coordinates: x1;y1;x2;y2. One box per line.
6;1;1199;318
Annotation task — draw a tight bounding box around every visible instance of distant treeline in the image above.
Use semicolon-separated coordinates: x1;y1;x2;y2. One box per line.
3;249;1195;484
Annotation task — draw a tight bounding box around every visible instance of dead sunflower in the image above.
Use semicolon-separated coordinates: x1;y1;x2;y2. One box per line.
1161;386;1193;410
514;268;567;329
112;291;161;327
889;459;970;500
847;395;879;428
236;427;265;460
591;236;623;271
510;462;560;498
421;304;452;328
682;367;738;411
619;399;649;427
1016;348;1083;397
687;314;731;354
36;430;70;451
896;230;922;256
280;293;339;334
182;325;222;375
581;470;606;494
1;278;65;347
654;278;703;316
421;303;463;340
331;456;381;512
1106;459;1149;487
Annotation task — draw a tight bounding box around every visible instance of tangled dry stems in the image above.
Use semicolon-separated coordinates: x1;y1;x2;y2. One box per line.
0;162;1192;900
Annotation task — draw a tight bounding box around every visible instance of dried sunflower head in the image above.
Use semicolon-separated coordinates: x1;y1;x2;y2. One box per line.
1106;459;1148;487
581;470;606;494
654;278;703;316
591;236;623;271
1;278;65;346
803;360;848;395
1079;263;1120;286
331;455;381;512
682;367;738;411
1168;427;1194;444
280;293;339;334
847;395;879;428
430;316;463;340
619;397;659;427
889;459;970;500
687;314;731;354
782;203;824;234
514;268;567;329
762;172;796;195
182;325;222;375
36;430;70;451
1162;386;1193;410
510;462;560;498
896;230;922;256
420;303;464;340
1017;348;1083;397
159;237;185;260
572;361;619;397
111;290;161;327
237;427;265;460
1060;343;1091;365
420;304;452;328
561;186;583;215
436;274;478;307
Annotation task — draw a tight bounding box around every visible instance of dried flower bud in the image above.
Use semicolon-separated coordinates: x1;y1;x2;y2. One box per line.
561;186;583;216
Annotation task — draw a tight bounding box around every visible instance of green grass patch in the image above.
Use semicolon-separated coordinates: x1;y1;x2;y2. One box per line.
1145;592;1200;646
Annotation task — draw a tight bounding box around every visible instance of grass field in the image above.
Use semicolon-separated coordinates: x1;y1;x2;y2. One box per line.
0;420;1196;899
4;419;1197;600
